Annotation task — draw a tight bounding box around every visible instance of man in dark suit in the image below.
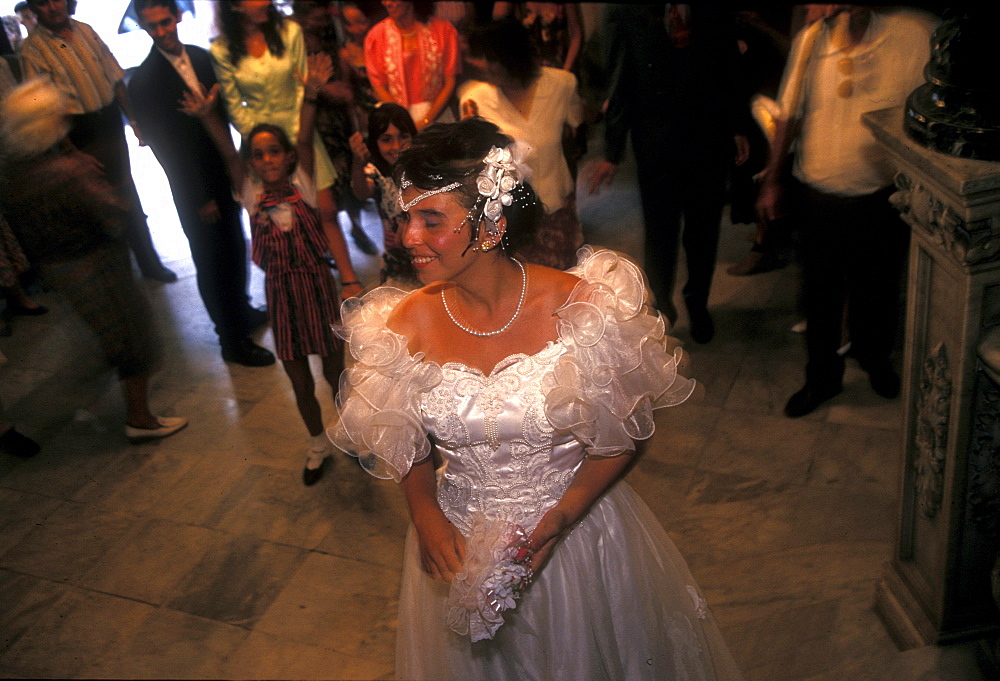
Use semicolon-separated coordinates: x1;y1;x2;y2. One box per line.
587;4;750;344
129;0;274;367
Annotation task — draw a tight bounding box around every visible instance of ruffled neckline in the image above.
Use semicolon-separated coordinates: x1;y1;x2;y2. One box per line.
343;246;650;377
332;246;696;481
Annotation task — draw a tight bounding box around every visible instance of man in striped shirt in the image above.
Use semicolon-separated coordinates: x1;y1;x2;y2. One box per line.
21;0;177;283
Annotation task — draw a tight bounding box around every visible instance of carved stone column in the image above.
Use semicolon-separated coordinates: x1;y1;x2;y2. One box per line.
864;106;1000;649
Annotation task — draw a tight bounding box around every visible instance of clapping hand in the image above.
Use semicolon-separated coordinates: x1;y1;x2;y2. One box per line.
179;83;219;118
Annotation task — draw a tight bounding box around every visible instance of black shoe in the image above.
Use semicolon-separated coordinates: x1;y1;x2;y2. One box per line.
867;365;901;398
302;456;330;486
222;338;276;367
0;427;40;457
688;305;715;344
142;265;178;283
784;382;843;418
350;224;379;256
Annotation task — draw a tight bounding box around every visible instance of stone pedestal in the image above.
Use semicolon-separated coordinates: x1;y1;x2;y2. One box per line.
864;106;1000;651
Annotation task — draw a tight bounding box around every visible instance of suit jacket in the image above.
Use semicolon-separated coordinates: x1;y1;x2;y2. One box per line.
602;5;749;165
128;44;233;214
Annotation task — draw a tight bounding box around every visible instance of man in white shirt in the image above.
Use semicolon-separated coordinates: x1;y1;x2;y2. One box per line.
757;5;938;417
128;0;274;367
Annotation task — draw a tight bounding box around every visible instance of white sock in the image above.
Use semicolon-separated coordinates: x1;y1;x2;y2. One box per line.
306;434;330;469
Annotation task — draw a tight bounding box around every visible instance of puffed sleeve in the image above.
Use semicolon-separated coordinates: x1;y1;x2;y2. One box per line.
543;246;697;458
329;287;443;482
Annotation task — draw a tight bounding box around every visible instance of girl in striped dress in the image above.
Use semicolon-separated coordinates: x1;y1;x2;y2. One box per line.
184;54;362;486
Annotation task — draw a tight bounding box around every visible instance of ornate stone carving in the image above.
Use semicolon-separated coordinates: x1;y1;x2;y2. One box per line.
969;371;1000;537
893;171;1000;266
915;343;951;518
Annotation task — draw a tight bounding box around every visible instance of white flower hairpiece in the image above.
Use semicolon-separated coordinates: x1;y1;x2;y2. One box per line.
474;141;532;224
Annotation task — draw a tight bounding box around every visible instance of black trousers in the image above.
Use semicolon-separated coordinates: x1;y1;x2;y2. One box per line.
631;122;729;319
69;104;167;276
174;193;256;346
793;180;908;387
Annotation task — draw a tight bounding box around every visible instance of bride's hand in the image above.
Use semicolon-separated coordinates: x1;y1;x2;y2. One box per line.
522;507;571;573
414;511;467;582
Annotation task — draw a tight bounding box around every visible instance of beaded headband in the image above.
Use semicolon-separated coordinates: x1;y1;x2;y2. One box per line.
397;177;462;212
396;141;533;229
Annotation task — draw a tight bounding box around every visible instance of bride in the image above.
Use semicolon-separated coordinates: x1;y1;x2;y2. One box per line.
331;117;743;680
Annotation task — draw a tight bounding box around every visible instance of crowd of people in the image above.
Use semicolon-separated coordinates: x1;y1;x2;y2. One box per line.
0;2;941;679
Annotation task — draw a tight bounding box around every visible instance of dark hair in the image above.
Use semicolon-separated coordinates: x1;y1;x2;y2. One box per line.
215;1;286;66
247;122;297;173
27;0;76;13
135;0;178;16
366;103;416;176
467;18;540;88
14;1;30;13
395;117;541;253
412;0;434;23
291;0;331;19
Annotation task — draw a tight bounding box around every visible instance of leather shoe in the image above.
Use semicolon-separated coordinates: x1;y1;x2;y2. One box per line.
0;427;40;457
142;266;178;283
222;338;276;367
867;365;901;398
784;383;843;418
688;305;715;344
303;456;330;486
126;416;188;443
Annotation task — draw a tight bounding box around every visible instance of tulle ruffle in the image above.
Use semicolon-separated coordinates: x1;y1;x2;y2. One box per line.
329;246;696;479
330;286;442;482
546;246;697;458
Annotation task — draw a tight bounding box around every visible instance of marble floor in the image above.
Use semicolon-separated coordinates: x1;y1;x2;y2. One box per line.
0;126;985;681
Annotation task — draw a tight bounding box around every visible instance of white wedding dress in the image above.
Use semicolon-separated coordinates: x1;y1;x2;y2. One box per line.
332;247;743;681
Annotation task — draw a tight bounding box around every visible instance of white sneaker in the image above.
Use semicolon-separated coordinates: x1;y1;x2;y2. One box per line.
125;416;188;443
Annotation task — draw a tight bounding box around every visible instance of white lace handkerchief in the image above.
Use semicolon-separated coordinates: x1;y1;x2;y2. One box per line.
446;513;533;642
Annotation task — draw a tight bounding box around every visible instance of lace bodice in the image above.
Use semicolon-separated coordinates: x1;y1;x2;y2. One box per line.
331;247;696;534
425;343;581;535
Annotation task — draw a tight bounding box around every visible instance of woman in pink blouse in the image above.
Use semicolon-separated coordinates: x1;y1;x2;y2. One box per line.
364;0;459;130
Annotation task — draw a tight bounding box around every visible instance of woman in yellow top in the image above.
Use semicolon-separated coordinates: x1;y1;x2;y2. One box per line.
210;0;338;203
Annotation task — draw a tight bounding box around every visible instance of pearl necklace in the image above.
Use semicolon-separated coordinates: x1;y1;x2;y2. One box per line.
441;259;527;337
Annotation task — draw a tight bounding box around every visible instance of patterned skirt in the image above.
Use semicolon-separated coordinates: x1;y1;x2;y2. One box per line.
265;266;341;361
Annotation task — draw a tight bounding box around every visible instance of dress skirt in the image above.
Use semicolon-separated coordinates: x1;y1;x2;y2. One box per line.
396;481;743;681
265;266;341;361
